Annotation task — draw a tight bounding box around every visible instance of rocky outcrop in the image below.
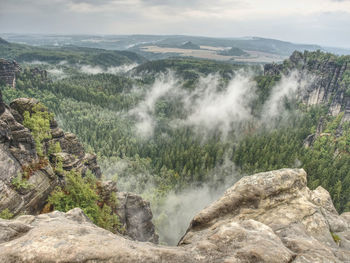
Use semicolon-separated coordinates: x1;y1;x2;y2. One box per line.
0;94;58;216
117;192;159;243
0;96;101;216
1;168;349;262
0;59;21;88
264;51;350;118
179;168;350;262
29;67;47;80
0;93;157;243
9;98;102;178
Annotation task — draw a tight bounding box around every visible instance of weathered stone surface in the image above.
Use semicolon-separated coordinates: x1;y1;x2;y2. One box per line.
264;51;350;122
0;94;59;217
1;168;350;262
179;168;350;262
117;191;159;243
0;59;21;88
9;98;39;118
0;96;101;216
9;97;102;178
0;106;37;165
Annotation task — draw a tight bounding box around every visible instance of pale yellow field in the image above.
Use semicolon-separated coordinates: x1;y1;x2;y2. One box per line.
141;45;286;63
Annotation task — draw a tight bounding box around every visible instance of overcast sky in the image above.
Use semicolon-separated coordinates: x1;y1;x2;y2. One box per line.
0;0;349;48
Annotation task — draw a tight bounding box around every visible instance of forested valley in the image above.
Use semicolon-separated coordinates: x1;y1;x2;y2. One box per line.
1;40;350;244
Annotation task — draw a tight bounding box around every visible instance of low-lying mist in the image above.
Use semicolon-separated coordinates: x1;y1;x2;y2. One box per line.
101;67;314;245
101;156;240;245
79;64;138;75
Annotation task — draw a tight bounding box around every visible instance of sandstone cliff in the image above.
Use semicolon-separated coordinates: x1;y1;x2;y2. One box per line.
0;59;21;88
0;168;349;262
0;91;158;243
264;51;350;119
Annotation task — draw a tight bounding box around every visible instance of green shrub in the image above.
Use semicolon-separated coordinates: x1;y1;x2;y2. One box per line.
48;141;62;155
331;232;341;245
23;103;53;156
12;173;32;190
0;209;14;219
48;170;120;232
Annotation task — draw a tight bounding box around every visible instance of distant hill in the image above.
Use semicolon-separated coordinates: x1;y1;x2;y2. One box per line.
180;41;200;50
218;47;248;56
1;34;324;56
0;37;9;45
0;40;146;67
4;34;349;63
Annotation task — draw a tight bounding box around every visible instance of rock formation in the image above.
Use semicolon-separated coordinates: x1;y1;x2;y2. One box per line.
117;192;159;243
1;168;349;262
264;51;350;118
0;95;100;216
0;93;158;243
29;67;48;80
0;59;21;88
264;51;350;146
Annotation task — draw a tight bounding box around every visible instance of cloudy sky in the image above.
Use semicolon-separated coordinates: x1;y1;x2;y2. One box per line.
0;0;350;48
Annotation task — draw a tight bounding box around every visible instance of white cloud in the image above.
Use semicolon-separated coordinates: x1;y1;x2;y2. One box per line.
129;72;180;138
183;72;256;135
79;64;137;74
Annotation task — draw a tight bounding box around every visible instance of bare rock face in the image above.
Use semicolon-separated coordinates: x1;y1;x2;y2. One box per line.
9;98;102;178
0;98;59;216
0;59;21;88
0;96;101;217
1;168;349;262
117;192;159;243
0;94;156;244
179;168;350;262
264;51;350;119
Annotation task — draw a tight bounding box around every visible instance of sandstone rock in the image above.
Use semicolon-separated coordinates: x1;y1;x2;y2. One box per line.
9;98;39;119
0;208;192;263
1;168;350;262
179;168;350;262
117;191;159;243
0;59;21;88
9;97;102;178
29;67;47;80
0;96;99;216
264;51;350;120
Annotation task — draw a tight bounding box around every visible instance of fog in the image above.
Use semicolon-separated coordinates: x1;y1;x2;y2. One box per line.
103;68;313;245
152;158;240;245
129;69;310;139
129;72;183;137
79;63;138;75
47;68;67;80
183;72;256;136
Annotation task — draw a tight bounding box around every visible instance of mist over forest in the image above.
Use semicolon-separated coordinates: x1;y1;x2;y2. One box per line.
2;36;349;244
1;1;350;261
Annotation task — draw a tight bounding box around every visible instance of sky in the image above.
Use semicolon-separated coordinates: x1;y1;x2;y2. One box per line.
0;0;350;48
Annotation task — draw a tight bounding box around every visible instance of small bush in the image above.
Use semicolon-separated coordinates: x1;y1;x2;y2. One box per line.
331;232;341;245
12;173;32;190
48;170;121;232
23;103;53;156
0;209;14;219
